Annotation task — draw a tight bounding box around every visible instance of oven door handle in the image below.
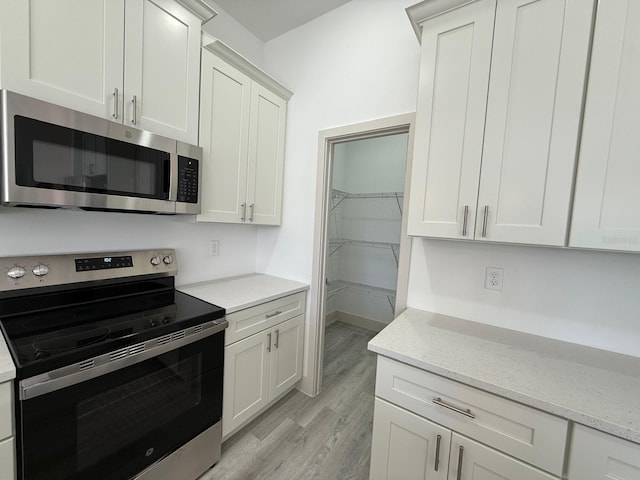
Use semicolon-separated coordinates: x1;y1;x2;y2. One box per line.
19;318;228;401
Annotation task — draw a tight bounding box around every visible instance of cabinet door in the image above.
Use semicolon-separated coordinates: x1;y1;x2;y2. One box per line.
246;82;287;226
124;0;201;144
407;0;495;239
568;425;640;480
370;398;450;480
269;315;304;400
0;437;15;480
222;331;270;438
476;0;594;245
449;434;557;480
197;52;251;223
0;0;124;119
570;0;640;252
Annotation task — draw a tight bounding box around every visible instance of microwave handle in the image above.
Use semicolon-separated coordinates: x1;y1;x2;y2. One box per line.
168;152;179;202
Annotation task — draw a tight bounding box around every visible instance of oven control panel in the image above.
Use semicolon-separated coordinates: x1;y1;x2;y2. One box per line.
1;249;178;292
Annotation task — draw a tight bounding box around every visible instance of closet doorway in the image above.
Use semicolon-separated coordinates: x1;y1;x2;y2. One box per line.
305;113;415;396
326;134;408;330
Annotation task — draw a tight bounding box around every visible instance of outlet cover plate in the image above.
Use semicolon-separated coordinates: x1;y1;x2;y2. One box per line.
209;240;219;256
485;267;503;291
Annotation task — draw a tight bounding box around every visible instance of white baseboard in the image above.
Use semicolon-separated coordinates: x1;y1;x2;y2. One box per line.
325;311;338;327
335;311;387;333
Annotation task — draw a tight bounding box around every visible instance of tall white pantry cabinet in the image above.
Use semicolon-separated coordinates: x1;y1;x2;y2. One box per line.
406;0;594;246
198;42;292;226
0;0;202;144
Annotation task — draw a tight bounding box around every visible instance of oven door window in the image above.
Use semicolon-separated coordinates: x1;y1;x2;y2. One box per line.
13;115;170;200
19;334;223;480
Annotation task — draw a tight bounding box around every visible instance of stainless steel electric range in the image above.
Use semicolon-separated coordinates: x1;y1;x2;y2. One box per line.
0;249;227;480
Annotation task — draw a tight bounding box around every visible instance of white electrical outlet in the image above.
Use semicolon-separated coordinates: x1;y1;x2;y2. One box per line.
485;267;503;291
209;240;219;256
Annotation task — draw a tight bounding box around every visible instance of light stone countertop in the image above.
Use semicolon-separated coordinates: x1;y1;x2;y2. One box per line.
0;328;16;383
178;273;309;313
368;308;640;444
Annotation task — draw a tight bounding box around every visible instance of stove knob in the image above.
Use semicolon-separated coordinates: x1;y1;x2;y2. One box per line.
7;266;26;279
150;256;161;266
32;264;50;277
163;255;173;265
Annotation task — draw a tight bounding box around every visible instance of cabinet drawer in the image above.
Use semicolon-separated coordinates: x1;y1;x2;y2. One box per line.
0;436;15;480
0;382;13;441
225;292;306;345
375;356;568;476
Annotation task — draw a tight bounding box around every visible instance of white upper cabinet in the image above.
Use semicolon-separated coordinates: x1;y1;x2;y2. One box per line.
407;0;494;239
0;0;125;119
198;42;291;225
570;0;640;252
407;0;595;246
246;82;287;226
124;0;201;143
198;52;251;223
0;0;201;144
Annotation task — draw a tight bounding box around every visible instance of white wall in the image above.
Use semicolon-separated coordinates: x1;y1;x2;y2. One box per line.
0;207;257;286
257;0;420;281
201;0;264;67
340;135;408;193
259;0;640;359
408;240;640;358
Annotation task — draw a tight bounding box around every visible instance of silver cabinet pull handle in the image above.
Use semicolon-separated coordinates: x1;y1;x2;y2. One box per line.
131;95;138;125
267;332;271;352
249;203;254;222
432;397;475;419
265;310;282;319
434;434;441;471
112;88;119;119
240;203;246;221
482;205;489;237
274;329;279;349
462;205;469;236
456;446;464;480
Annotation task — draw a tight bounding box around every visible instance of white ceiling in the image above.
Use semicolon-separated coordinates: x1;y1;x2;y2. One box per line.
212;0;353;42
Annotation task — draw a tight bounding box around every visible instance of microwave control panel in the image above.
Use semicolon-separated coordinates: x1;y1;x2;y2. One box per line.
177;156;199;204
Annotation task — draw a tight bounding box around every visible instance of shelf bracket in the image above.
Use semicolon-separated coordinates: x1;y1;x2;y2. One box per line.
394;192;403;216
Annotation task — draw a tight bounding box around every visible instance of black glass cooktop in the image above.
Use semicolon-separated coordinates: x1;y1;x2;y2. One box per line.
0;277;225;379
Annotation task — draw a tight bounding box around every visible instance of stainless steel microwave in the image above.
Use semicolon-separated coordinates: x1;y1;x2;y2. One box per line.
0;90;201;214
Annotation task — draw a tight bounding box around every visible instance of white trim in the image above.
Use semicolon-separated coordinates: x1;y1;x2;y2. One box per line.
406;0;479;41
175;0;217;24
300;113;416;397
335;311;387;333
202;41;293;100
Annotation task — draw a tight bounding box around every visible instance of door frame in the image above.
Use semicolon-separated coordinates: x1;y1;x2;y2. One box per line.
301;113;416;396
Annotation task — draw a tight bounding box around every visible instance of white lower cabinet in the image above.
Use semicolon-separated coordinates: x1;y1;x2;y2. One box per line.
568;425;640;480
370;356;567;480
370;398;450;480
0;437;15;480
0;381;15;480
449;434;557;480
222;294;305;439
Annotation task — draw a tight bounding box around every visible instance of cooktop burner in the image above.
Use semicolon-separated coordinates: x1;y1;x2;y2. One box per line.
33;325;111;355
0;250;225;379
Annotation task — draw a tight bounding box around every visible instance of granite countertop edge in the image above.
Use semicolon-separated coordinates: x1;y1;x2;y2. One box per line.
0;333;16;383
368;309;640;445
178;273;310;314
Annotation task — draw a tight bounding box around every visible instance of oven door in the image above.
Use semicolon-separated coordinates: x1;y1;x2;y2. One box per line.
16;331;223;480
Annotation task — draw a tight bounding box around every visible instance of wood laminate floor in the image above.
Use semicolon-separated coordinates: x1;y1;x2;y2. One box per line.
200;321;377;480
